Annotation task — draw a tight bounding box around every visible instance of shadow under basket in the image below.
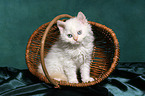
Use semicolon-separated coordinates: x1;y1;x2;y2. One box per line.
25;14;120;88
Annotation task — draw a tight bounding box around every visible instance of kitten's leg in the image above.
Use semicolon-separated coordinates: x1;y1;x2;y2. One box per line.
63;61;78;83
80;61;94;83
50;71;67;81
38;63;67;81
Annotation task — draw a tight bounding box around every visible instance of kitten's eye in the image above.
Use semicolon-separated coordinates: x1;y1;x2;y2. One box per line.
67;34;73;38
77;30;82;35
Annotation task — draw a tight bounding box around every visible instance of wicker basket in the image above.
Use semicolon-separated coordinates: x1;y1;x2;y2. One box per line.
25;14;119;88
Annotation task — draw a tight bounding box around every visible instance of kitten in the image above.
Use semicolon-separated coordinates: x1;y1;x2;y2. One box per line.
38;12;94;83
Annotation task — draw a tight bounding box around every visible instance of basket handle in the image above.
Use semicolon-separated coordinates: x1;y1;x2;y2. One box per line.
40;14;72;88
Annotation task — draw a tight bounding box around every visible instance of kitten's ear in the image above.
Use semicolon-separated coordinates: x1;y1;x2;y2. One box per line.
57;20;65;33
77;12;87;23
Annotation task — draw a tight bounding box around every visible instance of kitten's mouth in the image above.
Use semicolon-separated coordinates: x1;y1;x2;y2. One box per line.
76;42;80;44
75;41;80;45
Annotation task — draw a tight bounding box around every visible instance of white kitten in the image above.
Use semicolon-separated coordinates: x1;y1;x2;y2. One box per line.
38;12;94;83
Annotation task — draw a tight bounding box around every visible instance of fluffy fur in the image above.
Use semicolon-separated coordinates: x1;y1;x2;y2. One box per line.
38;12;94;83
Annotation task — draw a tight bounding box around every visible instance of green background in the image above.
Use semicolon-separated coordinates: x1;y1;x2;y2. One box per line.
0;0;145;69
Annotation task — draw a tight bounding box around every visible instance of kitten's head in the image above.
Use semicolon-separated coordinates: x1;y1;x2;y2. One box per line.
57;12;92;45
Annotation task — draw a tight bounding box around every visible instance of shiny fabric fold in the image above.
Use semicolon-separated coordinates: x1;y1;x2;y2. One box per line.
0;62;144;96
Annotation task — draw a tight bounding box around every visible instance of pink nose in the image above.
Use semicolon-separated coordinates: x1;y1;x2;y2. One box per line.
73;36;78;41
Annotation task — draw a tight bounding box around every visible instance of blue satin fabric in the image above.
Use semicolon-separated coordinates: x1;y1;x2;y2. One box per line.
0;62;144;96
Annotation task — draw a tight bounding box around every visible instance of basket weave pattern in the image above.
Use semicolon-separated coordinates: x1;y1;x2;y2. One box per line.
26;15;119;88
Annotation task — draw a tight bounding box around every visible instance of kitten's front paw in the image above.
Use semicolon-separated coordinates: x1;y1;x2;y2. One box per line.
82;77;94;83
69;79;79;83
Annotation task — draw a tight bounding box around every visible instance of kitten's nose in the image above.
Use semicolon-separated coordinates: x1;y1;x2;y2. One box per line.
73;36;78;41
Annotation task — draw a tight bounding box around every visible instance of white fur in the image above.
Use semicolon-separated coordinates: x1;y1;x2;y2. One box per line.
38;12;94;83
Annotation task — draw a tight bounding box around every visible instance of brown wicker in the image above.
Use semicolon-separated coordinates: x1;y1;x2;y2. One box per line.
25;14;120;88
